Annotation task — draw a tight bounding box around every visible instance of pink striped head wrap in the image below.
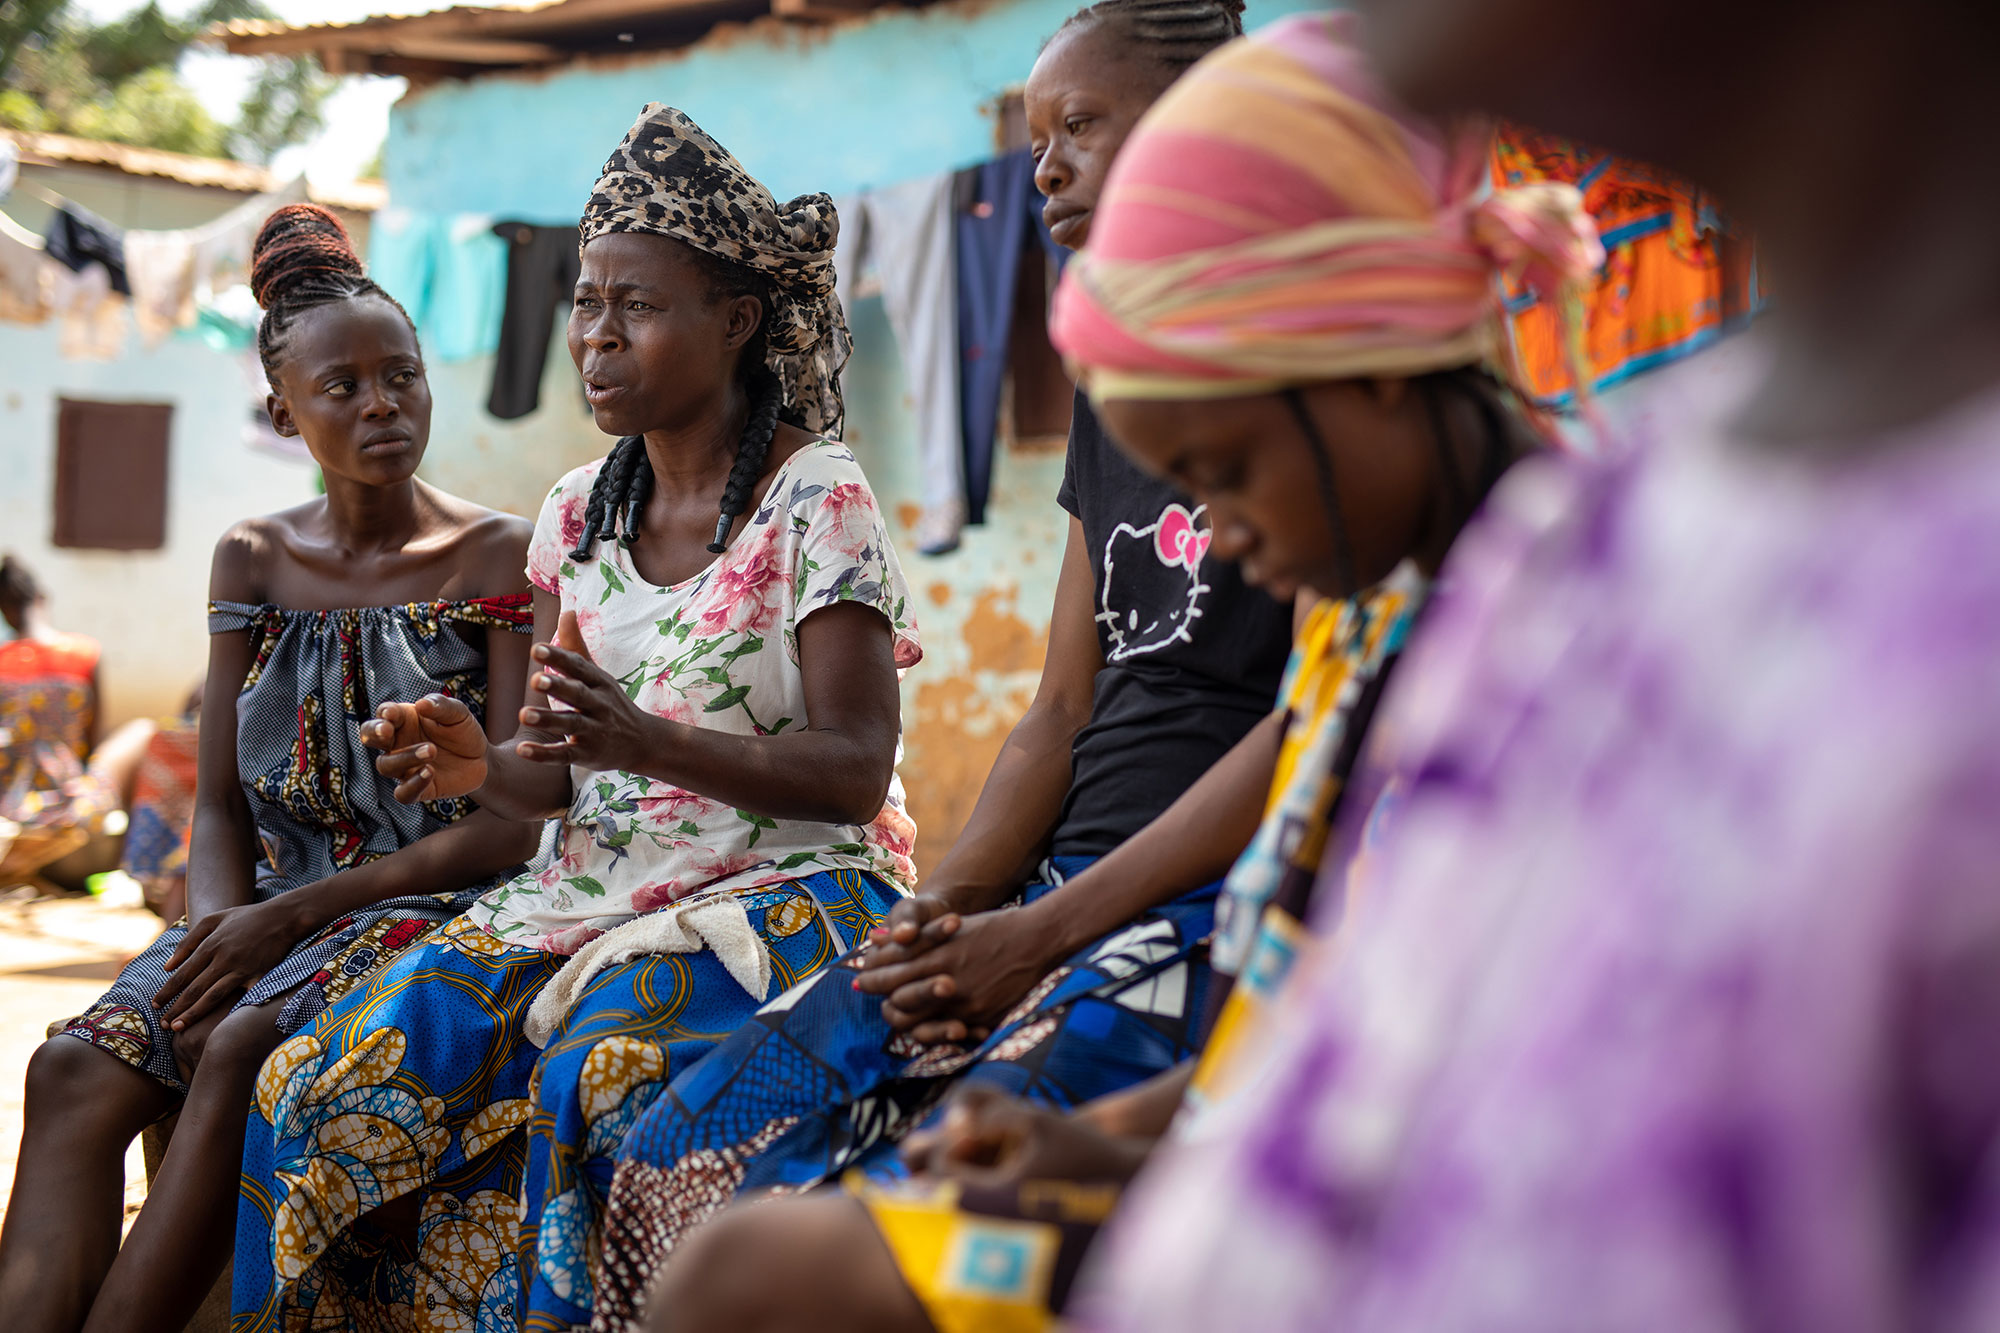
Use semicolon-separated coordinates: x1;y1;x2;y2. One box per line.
1050;11;1604;403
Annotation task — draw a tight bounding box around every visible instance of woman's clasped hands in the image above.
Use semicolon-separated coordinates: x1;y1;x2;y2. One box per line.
852;892;1068;1046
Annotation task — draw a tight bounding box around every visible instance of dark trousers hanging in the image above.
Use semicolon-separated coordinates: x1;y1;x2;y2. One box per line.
488;222;581;421
954;150;1064;525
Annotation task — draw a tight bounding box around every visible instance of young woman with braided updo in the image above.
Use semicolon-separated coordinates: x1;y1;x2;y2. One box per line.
227;107;920;1333
0;203;539;1333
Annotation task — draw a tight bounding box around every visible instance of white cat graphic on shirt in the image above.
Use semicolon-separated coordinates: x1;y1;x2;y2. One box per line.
1097;502;1213;662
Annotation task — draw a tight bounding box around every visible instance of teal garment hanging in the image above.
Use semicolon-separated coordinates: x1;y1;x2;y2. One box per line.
368;208;507;364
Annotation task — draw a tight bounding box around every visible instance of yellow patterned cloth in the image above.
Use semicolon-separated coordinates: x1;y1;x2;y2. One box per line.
859;1173;1124;1333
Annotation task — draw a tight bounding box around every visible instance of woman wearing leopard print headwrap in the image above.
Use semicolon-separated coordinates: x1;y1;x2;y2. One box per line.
230;106;923;1332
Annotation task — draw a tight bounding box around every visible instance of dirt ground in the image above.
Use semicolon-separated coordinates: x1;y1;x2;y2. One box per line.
0;887;165;1230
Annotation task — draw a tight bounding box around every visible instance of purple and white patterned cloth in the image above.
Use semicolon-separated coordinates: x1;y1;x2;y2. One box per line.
1078;342;2000;1333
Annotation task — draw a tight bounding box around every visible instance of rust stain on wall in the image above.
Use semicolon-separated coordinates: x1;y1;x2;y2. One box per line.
895;501;924;532
901;584;1049;879
960;587;1046;675
926;581;952;608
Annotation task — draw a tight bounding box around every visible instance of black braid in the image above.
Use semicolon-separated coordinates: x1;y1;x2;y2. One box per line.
711;364;784;552
1283;389;1359;599
1423;367;1531;533
570;242;798;563
569;434;648;561
252;203;418;391
1055;0;1244;72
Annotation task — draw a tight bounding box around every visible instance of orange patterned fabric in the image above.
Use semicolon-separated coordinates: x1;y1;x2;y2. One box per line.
1492;124;1761;406
0;632;99;682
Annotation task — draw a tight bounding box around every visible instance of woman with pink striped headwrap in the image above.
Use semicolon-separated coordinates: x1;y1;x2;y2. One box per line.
1050;9;1600;603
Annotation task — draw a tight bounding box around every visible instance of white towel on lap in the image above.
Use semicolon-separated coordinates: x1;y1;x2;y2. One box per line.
524;893;773;1048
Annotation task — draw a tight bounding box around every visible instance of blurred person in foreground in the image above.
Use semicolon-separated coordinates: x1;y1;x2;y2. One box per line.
1067;2;2000;1331
640;14;1600;1330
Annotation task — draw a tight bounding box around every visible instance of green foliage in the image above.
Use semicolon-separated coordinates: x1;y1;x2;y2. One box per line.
0;0;71;84
234;53;332;164
67;67;229;157
0;0;333;162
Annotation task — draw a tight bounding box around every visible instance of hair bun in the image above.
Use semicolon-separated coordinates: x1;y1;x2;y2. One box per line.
250;203;364;311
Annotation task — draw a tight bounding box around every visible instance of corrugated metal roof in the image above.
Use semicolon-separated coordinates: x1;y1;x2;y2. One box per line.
5;130;386;212
212;0;902;78
216;0;568;41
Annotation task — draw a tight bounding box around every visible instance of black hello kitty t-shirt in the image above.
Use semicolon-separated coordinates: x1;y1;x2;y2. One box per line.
1052;391;1294;857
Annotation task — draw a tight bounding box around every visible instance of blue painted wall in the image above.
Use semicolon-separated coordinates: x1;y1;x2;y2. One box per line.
387;0;1324;221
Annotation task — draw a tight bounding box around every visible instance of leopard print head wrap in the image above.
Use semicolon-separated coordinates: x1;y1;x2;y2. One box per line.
580;104;851;436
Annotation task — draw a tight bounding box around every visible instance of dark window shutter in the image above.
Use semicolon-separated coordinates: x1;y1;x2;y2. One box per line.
53;398;172;551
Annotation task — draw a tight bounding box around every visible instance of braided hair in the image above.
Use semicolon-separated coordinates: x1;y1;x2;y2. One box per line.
251;203;417;390
568;245;801;562
1285;367;1525;599
1055;0;1245;73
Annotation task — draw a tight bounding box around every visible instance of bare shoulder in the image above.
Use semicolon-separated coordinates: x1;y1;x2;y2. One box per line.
210;504;313;603
424;486;534;598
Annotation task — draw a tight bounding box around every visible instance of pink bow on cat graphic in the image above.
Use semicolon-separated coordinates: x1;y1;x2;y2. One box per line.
1155;504;1212;572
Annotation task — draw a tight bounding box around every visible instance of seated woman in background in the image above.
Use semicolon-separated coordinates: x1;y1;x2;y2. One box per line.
230;106;921;1333
643;14;1600;1331
0;203;542;1333
119;682;205;920
0;553;114;889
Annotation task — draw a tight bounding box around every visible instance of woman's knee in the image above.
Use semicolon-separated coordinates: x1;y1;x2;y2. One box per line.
651;1192;928;1333
24;1036;158;1129
184;1004;282;1081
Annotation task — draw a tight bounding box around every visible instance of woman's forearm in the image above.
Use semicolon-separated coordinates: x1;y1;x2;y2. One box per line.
277;808;542;936
467;734;575;822
610;714;892;827
921;701;1088;915
1020;710;1285;959
185;797;260;928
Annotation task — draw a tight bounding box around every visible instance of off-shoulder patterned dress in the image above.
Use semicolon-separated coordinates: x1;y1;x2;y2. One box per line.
56;595;535;1092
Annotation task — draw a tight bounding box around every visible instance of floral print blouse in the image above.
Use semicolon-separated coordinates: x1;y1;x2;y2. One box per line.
467;441;921;954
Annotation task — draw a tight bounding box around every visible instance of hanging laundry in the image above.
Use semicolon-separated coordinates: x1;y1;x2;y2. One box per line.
488;221;580;420
190;177;308;302
97;177;309;346
430;214;507;363
367;205;441;331
190;282;259;353
369;208;508;364
954;149;1064;528
0;209;47;323
1492;124;1760;406
124;229;197;346
835;173;962;555
44;203;130;296
238;349;310;461
45;262;127;360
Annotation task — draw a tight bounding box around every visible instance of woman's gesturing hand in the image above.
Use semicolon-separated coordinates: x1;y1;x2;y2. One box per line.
517;610;657;773
363;693;490;802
